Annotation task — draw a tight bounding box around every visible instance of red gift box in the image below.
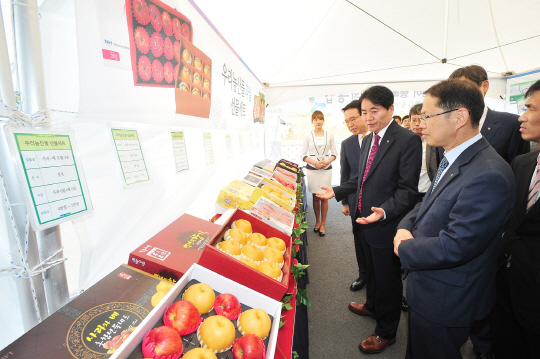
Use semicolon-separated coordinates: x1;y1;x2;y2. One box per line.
198;209;293;301
128;213;221;282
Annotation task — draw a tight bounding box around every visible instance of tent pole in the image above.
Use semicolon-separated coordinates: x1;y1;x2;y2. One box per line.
0;3;48;329
13;0;70;315
442;0;449;62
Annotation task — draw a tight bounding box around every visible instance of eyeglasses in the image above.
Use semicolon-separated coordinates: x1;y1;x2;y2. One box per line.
419;108;458;122
344;115;360;125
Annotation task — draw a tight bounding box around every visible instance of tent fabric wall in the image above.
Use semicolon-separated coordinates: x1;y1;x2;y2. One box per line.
195;0;540;106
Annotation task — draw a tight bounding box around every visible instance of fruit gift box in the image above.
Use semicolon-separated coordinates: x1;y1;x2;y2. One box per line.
0;265;175;359
109;264;282;359
251;178;295;212
126;0;193;88
249;196;295;235
198;209;293;301
174;36;212;118
271;170;297;193
128;213;222;282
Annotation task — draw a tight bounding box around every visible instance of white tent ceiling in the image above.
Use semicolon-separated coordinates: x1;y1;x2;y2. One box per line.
195;0;540;105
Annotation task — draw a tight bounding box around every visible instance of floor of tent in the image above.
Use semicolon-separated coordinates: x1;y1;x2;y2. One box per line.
304;194;478;359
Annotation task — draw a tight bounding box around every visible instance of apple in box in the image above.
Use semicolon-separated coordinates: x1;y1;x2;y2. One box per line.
232;334;266;359
142;325;183;359
163;300;203;335
213;293;242;320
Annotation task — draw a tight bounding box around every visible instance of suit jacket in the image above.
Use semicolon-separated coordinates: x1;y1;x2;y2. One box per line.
398;137;515;327
334;120;422;248
483;108;529;163
340;134;361;207
498;150;540;334
425;143;439;182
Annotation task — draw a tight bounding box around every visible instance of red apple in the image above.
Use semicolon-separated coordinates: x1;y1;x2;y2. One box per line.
232;334;266;359
213;293;242;320
142;326;183;359
163;300;203;335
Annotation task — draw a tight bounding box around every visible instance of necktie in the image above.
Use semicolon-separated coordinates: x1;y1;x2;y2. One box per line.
358;134;380;213
431;156;449;193
526;156;540;211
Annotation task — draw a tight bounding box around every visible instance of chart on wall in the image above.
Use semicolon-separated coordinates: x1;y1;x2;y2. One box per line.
6;128;93;230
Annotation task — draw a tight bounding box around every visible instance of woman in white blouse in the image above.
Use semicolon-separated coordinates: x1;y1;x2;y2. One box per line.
301;110;337;236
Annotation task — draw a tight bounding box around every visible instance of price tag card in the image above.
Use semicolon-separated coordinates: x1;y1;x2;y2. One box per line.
225;133;233;158
171;132;189;172
239;133;244;153
111;129;150;186
8;129;93;230
203;133;214;165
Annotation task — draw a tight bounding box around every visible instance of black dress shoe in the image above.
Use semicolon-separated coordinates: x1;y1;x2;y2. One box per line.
401;296;409;312
319;231;325;237
350;278;366;291
313;227;320;233
473;347;494;359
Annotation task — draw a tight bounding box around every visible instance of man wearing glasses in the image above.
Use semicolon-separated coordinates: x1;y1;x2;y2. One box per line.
394;79;515;359
340;100;369;292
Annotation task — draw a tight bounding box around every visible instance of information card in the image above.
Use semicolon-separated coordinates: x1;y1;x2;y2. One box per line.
111;129;150;186
225;134;233;158
171;132;189;172
11;131;92;230
203;133;214;165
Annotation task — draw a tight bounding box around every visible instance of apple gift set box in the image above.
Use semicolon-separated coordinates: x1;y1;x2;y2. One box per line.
111;264;282;359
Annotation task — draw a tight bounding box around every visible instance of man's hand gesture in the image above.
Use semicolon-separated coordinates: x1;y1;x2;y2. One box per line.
316;186;335;200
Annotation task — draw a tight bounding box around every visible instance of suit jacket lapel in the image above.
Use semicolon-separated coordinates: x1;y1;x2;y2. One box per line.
520;155;540;221
365;121;397;180
414;137;489;222
481;109;499;143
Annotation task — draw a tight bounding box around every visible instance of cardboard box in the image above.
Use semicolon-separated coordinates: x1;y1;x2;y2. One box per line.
0;265;172;359
174;36;212;118
215;179;255;211
111;264;282;359
250;196;295;235
125;0;193;88
250;166;273;179
128;213;221;282
198;209;292;301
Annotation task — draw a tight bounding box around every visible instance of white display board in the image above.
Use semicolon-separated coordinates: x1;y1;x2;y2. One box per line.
202;132;214;165
111;128;150;186
171;131;189;172
6;127;93;231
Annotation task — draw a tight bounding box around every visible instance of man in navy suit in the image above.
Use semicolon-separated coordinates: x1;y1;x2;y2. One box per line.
340;100;369;291
394;79;515;359
318;86;422;354
449;65;529;164
491;79;540;358
449;65;529;359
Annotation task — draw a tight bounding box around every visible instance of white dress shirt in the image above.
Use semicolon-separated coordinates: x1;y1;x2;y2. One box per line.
418;139;432;193
440;134;483;179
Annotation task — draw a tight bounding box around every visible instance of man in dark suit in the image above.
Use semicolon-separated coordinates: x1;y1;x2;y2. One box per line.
394;79;515;359
491;79;540;358
449;65;529;164
340;99;369;291
318;86;422;354
410;103;439;203
449;64;529;359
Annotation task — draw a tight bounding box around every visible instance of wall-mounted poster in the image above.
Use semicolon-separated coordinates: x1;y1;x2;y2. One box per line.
253;92;265;123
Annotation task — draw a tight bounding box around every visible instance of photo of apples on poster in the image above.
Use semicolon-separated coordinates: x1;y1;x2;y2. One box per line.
126;0;194;87
125;279;274;359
